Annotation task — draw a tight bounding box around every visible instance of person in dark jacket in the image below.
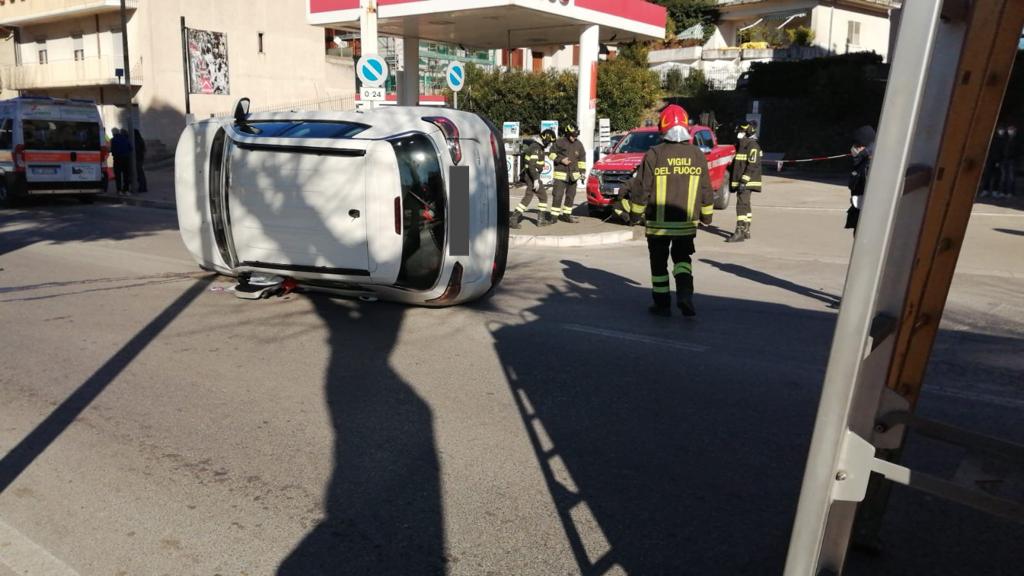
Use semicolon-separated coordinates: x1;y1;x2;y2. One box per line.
134;129;148;193
110;128;132;195
998;124;1017;198
510;129;555;228
549;121;587;223
727;120;763;243
629;104;714;318
846;125;876;233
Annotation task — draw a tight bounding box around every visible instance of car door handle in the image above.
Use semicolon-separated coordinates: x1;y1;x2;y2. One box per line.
348;209;361;218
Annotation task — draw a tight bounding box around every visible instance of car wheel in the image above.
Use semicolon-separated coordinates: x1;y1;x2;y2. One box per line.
714;170;732;210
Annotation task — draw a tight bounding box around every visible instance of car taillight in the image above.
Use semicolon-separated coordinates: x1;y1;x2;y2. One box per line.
426;262;463;305
422;116;462;164
13;144;25;171
394;196;402;235
490;131;498;159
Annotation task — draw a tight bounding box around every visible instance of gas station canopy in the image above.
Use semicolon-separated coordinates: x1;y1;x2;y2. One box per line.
307;0;667;48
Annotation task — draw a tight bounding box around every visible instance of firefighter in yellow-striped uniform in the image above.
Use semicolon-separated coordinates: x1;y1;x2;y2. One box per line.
629;105;714;317
511;129;557;228
549;121;587;223
727;121;762;243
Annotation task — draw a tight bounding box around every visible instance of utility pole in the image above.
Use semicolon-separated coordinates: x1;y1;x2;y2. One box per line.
119;0;137;194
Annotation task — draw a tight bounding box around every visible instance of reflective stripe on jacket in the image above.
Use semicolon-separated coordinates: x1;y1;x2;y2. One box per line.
731;137;763;191
552;136;586;182
631;141;714;237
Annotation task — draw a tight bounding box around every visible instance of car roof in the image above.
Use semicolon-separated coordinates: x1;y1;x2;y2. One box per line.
628;125;713;134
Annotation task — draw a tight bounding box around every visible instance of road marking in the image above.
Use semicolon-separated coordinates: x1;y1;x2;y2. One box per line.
562;323;707;352
0;517;80;576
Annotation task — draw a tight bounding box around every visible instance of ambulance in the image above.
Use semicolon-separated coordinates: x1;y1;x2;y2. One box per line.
0;96;109;206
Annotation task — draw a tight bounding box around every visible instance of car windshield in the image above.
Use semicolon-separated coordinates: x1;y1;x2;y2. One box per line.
614;131;663;154
390;133;446;291
237;120;369;138
22;120;100;151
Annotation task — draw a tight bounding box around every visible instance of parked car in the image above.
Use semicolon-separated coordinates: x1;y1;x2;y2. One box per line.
586;125;736;216
175;102;509;306
0;96;109;206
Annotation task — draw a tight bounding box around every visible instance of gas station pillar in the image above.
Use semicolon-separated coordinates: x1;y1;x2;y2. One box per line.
399;36;420;106
577;24;600;175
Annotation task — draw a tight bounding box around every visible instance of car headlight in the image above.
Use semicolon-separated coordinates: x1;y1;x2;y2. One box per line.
590;169;604;181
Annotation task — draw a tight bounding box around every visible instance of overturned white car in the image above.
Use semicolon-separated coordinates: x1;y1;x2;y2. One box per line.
175;101;509;306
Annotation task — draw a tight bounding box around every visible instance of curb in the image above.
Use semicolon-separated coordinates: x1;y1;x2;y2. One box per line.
96;194;176;211
511;226;644;248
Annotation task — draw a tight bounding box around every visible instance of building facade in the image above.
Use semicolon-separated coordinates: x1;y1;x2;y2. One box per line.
650;0;898;90
0;0;356;153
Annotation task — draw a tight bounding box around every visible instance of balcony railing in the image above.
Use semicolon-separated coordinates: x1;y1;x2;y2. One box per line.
1;55;143;90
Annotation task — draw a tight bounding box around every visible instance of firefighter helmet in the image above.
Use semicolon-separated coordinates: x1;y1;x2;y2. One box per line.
540;129;557;145
659;104;691;143
738;120;758;135
562;121;579;137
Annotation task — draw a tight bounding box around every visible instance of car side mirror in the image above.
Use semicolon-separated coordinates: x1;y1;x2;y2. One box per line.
233;98;251;125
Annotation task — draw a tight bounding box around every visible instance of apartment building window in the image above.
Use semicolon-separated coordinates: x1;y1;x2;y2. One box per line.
37;39;47;65
73;34;85;61
258;32;264;54
848;21;861;46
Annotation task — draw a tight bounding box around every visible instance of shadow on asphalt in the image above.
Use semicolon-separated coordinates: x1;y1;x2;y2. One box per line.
701;258;842;309
277;297;445;575
994;227;1024;236
488;258;1023;576
0;199;175;258
0;276;213;493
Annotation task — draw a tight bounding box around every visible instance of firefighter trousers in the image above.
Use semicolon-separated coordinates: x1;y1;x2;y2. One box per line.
551;179;576;216
518;172;548;212
647;236;695;309
736;189;753;226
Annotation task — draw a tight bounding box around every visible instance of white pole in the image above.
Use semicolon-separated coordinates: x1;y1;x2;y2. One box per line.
360;0;378;109
576;24;600;179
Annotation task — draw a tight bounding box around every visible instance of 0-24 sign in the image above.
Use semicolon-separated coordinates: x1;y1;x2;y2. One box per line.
360;86;386;102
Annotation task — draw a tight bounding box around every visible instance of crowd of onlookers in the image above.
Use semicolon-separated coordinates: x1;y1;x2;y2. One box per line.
981;123;1018;199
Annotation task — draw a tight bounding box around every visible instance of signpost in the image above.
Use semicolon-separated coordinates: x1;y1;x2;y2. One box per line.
356;54;389;109
446;61;466;109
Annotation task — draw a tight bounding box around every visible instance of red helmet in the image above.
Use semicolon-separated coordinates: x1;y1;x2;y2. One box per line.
659;105;691;142
660;105;689;133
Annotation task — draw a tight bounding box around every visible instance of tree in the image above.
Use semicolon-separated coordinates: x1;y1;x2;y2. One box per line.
618;42;650;67
597;57;663;131
652;0;720;42
665;67;685;95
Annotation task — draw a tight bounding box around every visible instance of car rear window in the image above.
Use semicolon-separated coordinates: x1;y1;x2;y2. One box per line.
22;120;100;151
615;131;663;153
237;121;368;139
390;133;446;291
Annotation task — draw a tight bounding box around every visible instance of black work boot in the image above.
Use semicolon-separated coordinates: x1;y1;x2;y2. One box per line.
726;222;746;243
677;275;696;317
558;213;579;223
537;211;553;227
509;211;523;229
744;221;752;240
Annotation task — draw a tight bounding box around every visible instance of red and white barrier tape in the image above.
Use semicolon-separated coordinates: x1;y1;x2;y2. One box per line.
773;153;851;171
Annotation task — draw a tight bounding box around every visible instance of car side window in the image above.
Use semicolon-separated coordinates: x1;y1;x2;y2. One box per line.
0;119;12;150
695;130;713;153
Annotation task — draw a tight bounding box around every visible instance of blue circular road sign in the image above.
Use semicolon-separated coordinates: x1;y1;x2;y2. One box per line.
357;55;389;88
446;62;466;92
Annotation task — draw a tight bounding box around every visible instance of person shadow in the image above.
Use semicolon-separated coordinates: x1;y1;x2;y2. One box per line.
276;296;445;576
701;258;842;308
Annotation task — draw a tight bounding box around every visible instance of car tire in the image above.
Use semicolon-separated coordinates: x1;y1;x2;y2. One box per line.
714;169;732;210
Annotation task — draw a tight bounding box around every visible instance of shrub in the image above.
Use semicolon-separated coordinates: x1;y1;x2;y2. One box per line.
666;68;685;94
786;26;815;47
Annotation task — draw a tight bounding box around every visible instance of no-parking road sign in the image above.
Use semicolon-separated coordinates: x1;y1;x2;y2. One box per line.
446;62;466;92
357;55;389;88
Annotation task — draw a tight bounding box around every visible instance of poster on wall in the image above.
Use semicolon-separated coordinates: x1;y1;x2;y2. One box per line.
186;28;230;95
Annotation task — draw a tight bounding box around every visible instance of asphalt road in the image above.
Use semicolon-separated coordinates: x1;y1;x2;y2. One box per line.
1;178;1022;575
